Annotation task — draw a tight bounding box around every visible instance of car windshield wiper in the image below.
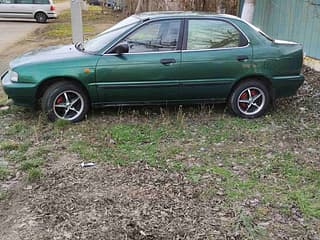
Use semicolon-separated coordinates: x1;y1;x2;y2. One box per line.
75;42;85;52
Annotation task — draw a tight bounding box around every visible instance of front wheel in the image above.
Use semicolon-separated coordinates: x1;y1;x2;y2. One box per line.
41;82;89;122
229;80;270;119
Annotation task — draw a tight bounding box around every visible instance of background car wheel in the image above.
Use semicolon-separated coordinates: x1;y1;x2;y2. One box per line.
41;82;89;122
229;80;270;119
35;12;48;23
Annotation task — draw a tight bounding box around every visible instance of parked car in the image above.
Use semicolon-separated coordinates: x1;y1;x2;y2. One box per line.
87;0;101;6
87;0;114;7
0;0;56;23
1;12;304;122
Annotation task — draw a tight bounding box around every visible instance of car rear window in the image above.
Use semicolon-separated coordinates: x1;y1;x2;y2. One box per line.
34;0;49;4
187;19;248;50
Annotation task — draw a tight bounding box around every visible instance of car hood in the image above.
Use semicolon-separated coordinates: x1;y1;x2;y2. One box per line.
10;44;86;69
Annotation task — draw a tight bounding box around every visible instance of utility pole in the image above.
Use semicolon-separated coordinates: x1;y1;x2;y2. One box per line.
241;0;255;23
71;0;84;44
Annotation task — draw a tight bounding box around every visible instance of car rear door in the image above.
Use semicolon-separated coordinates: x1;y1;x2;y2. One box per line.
95;19;183;104
12;0;34;18
180;18;253;101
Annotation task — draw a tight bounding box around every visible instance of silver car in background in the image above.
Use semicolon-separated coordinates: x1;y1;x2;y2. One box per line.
0;0;57;23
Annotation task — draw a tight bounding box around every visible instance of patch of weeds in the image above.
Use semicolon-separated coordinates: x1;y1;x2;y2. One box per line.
234;209;266;240
27;167;42;182
228;179;259;200
186;165;207;183
0;140;20;151
0;191;8;201
210;165;232;178
46;23;94;38
0;166;9;180
0;105;25;116
6;121;30;136
54;118;71;129
3;142;32;162
70;123;185;167
20;158;44;171
176;105;185;129
288;187;320;218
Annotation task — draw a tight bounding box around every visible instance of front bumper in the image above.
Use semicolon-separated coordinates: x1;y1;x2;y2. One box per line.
272;74;305;98
1;70;37;106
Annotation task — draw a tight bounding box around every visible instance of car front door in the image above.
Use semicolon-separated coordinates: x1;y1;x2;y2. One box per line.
180;19;253;101
95;19;183;104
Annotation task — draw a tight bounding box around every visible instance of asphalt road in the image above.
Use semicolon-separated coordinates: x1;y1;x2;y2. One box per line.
0;1;70;54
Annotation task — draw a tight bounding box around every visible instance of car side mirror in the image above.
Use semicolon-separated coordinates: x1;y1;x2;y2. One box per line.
110;42;129;55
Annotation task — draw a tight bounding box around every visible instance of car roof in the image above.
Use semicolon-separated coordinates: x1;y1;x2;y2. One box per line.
134;11;241;21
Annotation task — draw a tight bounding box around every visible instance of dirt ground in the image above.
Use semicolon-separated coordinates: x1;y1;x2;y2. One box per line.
0;14;320;240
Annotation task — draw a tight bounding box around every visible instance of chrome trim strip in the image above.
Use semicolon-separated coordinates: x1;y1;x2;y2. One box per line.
1;70;9;81
103;17;251;56
104;50;181;56
181;44;250;53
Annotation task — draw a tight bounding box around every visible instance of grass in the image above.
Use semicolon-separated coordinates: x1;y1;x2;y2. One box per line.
0;94;319;237
0;191;8;201
38;5;122;42
27;167;42;182
0;166;9;180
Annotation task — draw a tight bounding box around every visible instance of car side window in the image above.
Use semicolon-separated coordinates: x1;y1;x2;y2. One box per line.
187;19;248;50
124;20;181;53
0;0;13;3
14;0;33;3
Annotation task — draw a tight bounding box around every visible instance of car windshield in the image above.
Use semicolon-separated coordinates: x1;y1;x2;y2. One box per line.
83;16;141;53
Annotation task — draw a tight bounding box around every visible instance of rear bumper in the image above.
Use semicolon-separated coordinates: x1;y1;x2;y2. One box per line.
1;70;37;106
47;12;57;19
272;74;304;98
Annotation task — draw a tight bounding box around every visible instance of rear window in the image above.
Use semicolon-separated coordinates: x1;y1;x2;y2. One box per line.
187;19;248;50
34;0;49;3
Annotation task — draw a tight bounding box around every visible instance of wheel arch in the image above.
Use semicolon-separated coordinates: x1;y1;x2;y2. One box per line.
228;75;274;102
34;11;48;19
36;77;91;105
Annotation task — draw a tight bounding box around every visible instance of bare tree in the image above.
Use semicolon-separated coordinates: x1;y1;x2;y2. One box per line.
217;0;226;13
135;0;143;13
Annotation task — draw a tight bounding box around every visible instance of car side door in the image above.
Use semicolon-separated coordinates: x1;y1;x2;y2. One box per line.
12;0;34;18
180;18;253;101
95;19;183;104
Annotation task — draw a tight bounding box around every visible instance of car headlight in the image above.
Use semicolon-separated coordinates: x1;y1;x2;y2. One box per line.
9;70;19;82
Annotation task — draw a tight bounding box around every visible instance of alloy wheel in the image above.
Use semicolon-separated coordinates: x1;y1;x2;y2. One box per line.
53;90;84;121
237;87;266;116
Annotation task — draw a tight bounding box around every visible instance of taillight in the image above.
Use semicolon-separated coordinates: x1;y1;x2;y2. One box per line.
50;5;55;11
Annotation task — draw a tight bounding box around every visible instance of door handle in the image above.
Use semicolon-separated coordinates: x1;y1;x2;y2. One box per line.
160;58;176;65
237;55;249;62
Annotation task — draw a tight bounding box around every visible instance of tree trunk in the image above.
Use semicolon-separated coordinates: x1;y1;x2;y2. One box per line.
241;0;255;23
135;0;143;13
216;0;226;13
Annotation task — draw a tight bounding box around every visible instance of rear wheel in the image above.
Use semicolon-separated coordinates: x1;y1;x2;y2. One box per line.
41;82;89;122
229;80;270;118
35;12;47;23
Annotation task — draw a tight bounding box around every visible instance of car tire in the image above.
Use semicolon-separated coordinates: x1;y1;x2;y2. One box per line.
229;80;270;119
35;12;48;23
41;81;89;122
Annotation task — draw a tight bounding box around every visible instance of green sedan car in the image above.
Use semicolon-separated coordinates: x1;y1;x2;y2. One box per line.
1;12;304;122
